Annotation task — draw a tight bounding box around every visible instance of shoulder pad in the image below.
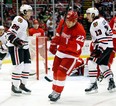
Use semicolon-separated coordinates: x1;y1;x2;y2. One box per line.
93;21;98;27
18;18;23;23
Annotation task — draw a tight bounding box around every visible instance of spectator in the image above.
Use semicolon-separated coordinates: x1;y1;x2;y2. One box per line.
46;16;54;40
29;19;45;36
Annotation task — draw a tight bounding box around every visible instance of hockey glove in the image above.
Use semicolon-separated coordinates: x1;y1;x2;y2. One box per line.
49;43;57;55
89;46;103;61
8;34;28;48
0;44;8;52
51;35;67;46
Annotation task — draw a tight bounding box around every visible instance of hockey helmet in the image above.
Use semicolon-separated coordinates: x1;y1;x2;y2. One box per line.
66;10;78;22
0;25;5;36
0;26;5;30
86;7;99;17
20;4;33;14
33;19;39;24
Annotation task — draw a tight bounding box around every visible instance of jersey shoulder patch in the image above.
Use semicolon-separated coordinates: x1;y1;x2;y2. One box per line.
18;18;23;23
93;21;98;27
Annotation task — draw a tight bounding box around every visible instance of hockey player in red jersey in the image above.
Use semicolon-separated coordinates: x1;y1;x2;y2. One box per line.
48;10;86;101
85;7;115;93
109;15;116;52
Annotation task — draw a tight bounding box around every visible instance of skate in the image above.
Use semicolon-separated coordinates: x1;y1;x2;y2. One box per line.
11;84;22;96
48;91;56;99
19;83;31;95
85;82;98;93
107;78;115;92
49;91;61;102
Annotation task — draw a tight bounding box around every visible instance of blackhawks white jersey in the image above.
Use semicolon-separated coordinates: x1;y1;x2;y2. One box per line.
7;16;29;49
0;33;8;53
90;17;113;50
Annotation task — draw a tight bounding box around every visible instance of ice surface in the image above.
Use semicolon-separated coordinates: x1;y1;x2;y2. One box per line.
0;58;116;106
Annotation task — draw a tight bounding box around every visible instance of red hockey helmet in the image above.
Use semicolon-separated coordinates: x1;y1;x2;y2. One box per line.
66;11;78;28
33;19;39;24
66;10;78;22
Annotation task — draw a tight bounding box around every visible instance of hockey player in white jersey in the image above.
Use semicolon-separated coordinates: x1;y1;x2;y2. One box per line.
85;7;115;93
6;4;33;95
0;26;8;69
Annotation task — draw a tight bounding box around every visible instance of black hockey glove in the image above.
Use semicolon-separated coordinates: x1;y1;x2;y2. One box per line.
8;34;28;48
89;46;103;61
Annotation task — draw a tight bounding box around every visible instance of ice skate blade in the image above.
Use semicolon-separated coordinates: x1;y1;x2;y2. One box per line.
108;88;116;93
49;96;60;102
21;90;31;95
11;92;22;96
85;89;98;94
49;99;60;103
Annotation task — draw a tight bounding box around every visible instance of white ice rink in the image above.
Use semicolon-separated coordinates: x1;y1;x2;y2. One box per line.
0;58;116;106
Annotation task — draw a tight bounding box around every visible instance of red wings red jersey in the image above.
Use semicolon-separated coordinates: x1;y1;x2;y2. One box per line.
56;19;86;57
109;16;116;34
29;28;44;36
109;16;116;51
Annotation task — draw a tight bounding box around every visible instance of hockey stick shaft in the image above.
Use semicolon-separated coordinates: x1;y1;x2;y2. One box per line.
44;63;86;82
60;0;72;35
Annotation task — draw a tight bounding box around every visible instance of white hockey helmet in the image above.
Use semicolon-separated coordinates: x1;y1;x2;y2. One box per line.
86;7;99;17
20;4;33;14
0;26;5;30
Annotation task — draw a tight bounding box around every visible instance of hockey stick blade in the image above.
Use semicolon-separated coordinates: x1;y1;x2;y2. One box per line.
44;76;53;82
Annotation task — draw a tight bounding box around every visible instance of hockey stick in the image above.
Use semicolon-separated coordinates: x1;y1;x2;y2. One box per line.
44;76;53;82
44;63;85;82
59;0;72;35
44;0;72;82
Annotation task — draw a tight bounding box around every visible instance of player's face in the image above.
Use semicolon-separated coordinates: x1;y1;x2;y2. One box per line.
33;24;39;29
0;29;4;36
66;19;77;28
26;10;33;20
86;13;93;22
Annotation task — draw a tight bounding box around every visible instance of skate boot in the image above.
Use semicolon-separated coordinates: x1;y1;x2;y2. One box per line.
107;78;115;91
11;84;22;96
48;91;56;98
50;91;61;102
19;83;31;95
85;82;98;93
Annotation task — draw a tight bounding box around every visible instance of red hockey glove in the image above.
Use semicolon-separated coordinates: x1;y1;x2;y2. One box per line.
51;35;67;46
51;36;60;45
49;43;57;55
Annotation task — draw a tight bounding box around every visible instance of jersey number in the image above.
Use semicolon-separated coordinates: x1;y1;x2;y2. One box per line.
95;29;102;36
11;24;20;31
76;35;84;42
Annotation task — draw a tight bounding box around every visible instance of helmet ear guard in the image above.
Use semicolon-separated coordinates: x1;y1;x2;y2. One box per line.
23;10;27;14
91;13;96;18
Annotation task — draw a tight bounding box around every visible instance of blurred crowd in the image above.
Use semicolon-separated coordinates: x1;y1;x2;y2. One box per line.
0;0;115;40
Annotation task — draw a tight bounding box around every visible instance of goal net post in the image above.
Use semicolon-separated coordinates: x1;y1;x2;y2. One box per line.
29;36;48;80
